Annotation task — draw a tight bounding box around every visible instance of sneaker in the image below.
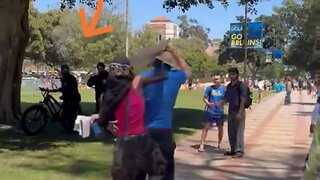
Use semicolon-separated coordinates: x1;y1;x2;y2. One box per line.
232;152;244;158
224;151;235;156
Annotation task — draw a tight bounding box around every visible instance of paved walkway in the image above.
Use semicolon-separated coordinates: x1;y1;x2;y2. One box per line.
175;91;314;180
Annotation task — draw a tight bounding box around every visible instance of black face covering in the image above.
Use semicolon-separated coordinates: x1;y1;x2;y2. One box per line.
98;58;134;127
97;70;133;128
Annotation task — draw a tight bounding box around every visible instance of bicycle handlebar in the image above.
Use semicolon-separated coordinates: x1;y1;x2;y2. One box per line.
39;87;49;92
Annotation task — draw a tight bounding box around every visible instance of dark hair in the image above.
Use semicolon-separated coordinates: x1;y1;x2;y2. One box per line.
153;58;171;71
211;73;222;77
228;67;239;75
153;59;163;69
97;62;105;68
111;56;131;66
61;64;69;71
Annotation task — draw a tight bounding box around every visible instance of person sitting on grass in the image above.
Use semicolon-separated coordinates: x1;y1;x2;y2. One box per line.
198;74;225;152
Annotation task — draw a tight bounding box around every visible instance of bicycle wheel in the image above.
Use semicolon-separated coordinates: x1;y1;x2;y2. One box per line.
21;105;48;136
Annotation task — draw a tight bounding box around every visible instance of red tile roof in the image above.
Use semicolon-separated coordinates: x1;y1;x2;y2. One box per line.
150;16;172;22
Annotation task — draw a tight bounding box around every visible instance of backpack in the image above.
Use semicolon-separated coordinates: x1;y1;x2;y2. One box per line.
227;81;252;109
240;82;253;109
206;85;215;97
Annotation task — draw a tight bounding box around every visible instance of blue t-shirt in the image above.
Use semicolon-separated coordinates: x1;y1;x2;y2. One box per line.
141;68;187;129
204;85;225;116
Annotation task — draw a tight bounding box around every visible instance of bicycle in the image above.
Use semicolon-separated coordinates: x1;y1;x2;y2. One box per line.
21;87;82;135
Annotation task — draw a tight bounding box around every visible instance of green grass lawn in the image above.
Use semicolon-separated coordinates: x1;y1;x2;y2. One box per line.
0;88;272;180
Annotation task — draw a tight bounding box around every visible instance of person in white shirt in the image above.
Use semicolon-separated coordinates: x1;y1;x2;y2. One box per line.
257;79;265;103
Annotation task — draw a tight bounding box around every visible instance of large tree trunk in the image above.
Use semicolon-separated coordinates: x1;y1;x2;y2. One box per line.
0;0;30;125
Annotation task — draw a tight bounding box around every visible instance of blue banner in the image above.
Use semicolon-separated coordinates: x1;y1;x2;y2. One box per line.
265;49;273;63
229;22;263;49
273;48;283;59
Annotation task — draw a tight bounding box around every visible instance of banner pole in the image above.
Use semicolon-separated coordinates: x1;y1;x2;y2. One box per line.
243;2;248;82
125;0;129;57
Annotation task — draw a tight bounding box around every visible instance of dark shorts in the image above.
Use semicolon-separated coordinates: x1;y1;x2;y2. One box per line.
205;112;224;126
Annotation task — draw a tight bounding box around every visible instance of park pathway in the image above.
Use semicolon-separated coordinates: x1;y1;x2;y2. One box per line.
175;91;314;180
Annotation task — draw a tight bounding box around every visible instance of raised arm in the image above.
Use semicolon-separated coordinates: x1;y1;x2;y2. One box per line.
132;73;168;95
165;46;191;79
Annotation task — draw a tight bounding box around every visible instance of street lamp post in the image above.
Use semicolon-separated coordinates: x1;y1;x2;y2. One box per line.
243;2;248;81
125;0;129;57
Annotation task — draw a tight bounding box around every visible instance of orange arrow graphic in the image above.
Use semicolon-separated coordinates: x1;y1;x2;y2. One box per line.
79;0;113;38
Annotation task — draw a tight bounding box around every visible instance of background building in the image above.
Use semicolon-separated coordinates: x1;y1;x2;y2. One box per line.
205;39;222;58
147;16;180;40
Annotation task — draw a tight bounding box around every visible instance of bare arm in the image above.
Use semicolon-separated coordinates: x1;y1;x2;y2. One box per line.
166;46;191;79
221;87;228;106
238;83;246;113
238;97;245;113
203;96;212;106
132;74;167;96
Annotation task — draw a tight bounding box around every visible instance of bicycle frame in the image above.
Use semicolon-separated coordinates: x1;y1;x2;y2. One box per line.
40;91;62;116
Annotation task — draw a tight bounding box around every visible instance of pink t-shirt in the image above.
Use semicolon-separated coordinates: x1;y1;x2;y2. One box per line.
286;81;292;92
114;86;146;137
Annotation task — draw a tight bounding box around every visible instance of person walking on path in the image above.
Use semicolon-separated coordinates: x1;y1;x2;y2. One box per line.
285;76;293;105
198;74;225;152
222;67;247;158
87;62;109;113
257;78;265;103
298;77;303;94
136;46;191;180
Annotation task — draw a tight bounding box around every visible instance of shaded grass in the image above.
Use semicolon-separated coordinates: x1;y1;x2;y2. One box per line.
0;88;272;179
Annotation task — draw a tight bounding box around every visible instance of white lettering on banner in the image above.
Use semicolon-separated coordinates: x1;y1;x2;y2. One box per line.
230;25;243;31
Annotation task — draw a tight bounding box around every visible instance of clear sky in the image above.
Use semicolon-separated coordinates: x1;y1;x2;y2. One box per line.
34;0;283;39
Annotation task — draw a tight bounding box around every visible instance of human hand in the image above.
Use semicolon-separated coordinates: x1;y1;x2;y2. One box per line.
164;45;174;52
90;114;99;123
235;113;241;121
208;102;215;107
107;120;118;135
39;87;48;91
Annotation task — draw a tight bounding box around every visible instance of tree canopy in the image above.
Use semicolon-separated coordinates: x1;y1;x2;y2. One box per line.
58;0;262;11
26;3;158;71
215;0;320;76
26;3;219;78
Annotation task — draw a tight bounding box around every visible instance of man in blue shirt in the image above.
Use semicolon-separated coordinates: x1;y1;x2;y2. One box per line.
198;74;225;152
138;46;191;180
